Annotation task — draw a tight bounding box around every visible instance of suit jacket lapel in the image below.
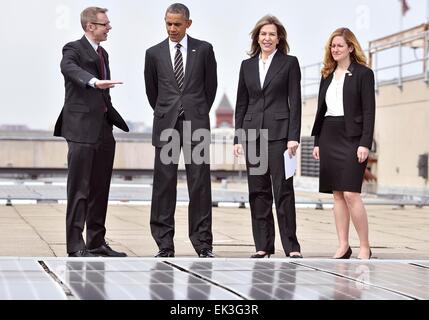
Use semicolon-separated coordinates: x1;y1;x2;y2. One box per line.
160;39;181;92
320;72;334;104
80;36;103;79
342;61;356;110
248;56;261;92
183;36;197;91
322;61;355;101
262;51;285;90
343;62;356;93
347;61;356;74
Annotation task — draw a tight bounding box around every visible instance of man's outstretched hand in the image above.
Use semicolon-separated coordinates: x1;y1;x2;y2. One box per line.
95;80;123;89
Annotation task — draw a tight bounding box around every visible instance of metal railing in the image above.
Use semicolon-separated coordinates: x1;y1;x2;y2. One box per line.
300;62;322;99
370;30;429;90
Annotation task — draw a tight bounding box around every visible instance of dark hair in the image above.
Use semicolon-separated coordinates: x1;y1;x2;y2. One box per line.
165;3;190;19
249;15;289;57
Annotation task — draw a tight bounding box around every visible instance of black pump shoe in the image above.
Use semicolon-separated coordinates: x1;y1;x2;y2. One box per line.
334;246;352;259
250;252;271;258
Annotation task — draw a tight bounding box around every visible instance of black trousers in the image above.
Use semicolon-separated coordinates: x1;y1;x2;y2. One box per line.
65;118;115;254
245;139;301;256
150;117;213;254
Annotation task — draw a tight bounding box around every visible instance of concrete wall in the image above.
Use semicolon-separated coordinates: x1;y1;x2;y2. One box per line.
374;78;429;193
0;138;246;172
0;140;68;168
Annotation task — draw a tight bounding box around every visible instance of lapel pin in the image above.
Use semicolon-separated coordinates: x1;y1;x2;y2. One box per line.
192;49;196;52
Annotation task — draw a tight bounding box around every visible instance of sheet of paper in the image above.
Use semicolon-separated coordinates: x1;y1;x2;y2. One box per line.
284;149;297;180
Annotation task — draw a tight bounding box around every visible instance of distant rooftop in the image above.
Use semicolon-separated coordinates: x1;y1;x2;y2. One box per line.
0;130;152;142
0;124;30;131
216;94;233;114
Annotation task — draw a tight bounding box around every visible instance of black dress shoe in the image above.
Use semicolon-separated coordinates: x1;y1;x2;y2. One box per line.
155;249;175;258
198;248;215;258
289;253;303;259
250;252;271;258
68;250;96;257
88;242;127;257
335;246;352;259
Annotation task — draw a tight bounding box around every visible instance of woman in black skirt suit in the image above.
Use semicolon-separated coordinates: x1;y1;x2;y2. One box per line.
311;28;375;260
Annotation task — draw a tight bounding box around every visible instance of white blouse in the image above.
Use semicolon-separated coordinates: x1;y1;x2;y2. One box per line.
259;49;277;88
325;71;350;117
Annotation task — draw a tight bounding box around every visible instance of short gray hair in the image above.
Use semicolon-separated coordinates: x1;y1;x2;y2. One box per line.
80;7;108;31
165;3;190;19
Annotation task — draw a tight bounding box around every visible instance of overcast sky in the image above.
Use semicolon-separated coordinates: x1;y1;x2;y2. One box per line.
0;0;427;130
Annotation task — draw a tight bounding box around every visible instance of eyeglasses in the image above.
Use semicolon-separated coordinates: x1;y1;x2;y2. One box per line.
91;21;110;27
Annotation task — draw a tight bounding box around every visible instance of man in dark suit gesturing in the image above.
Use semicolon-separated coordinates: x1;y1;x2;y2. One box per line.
144;3;217;258
54;7;129;257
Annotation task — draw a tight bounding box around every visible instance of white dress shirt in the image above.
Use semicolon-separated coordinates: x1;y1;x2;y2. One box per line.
169;34;188;74
325;71;351;117
259;49;277;88
85;34;99;52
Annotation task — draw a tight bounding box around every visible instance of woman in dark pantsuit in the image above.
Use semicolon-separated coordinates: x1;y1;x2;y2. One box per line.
234;15;302;259
311;28;375;260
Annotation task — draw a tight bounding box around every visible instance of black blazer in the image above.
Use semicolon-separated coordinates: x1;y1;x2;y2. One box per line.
234;51;301;144
144;36;217;147
311;62;375;149
54;36;129;143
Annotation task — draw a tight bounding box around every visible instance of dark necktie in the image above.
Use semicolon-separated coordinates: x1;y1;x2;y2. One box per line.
97;46;106;80
174;43;185;117
97;46;107;112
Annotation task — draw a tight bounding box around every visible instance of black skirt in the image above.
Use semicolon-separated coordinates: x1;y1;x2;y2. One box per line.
318;116;367;194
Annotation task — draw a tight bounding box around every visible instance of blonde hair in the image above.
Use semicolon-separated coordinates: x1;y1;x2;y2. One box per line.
80;7;108;31
249;15;289;57
321;27;367;78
